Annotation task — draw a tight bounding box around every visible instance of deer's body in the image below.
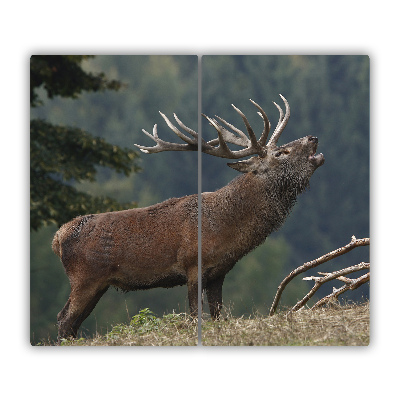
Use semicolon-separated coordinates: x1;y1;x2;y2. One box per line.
53;195;199;339
53;96;324;340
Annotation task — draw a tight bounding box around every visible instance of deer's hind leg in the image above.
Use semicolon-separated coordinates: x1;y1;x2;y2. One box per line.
186;266;199;318
57;298;71;323
57;280;109;342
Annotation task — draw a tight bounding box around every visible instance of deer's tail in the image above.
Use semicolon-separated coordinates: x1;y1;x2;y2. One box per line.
52;230;62;258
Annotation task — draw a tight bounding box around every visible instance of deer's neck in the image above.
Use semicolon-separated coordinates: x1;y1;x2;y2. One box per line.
201;172;305;273
204;172;301;240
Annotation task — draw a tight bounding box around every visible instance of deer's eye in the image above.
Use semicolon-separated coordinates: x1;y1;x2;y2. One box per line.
275;149;290;157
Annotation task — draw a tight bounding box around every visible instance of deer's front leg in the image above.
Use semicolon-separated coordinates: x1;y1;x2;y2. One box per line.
205;275;224;320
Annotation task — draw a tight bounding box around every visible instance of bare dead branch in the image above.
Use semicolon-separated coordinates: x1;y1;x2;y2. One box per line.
289;263;370;312
311;272;370;309
269;236;370;316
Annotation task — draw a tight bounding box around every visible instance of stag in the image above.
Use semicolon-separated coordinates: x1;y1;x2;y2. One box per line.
53;95;324;339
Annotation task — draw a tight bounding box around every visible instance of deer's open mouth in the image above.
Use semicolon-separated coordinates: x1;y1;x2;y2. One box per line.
309;152;324;167
308;141;325;167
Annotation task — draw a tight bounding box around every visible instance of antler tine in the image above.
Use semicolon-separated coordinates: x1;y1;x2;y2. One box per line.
173;114;198;140
273;101;284;126
174;113;211;149
134;124;159;153
211;116;250;148
267;94;290;146
202;114;236;158
214;115;250;144
159;112;197;145
231;104;261;151
249;99;271;146
143;124;158;141
201;106;268;159
134;113;198;154
201;100;274;159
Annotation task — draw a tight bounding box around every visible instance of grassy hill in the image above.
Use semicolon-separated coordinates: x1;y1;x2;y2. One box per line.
38;303;369;346
202;302;369;346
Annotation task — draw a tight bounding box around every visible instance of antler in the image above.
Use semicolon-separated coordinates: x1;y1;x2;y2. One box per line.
268;94;290;146
134;112;200;154
135;95;290;159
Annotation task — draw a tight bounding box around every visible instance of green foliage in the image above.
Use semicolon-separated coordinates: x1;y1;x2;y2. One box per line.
106;308;187;339
85;309;197;346
30;119;140;230
30;55;123;107
31;119;137;180
30;55;141;230
129;308;161;333
60;337;86;346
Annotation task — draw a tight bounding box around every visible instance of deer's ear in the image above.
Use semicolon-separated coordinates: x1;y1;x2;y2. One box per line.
227;158;257;173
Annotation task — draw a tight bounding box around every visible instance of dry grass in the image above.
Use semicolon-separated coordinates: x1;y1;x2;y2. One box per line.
55;309;198;346
202;302;369;346
45;303;369;346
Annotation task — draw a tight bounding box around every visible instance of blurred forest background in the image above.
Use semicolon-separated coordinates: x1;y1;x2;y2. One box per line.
30;55;369;343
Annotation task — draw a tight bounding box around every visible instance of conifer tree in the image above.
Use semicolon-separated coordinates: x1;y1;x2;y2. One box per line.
30;56;140;231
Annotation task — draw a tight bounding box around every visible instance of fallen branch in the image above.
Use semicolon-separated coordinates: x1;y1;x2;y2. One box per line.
311;272;370;309
289;262;370;312
269;236;370;316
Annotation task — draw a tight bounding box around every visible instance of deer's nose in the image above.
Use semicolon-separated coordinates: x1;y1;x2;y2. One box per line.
308;136;318;144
